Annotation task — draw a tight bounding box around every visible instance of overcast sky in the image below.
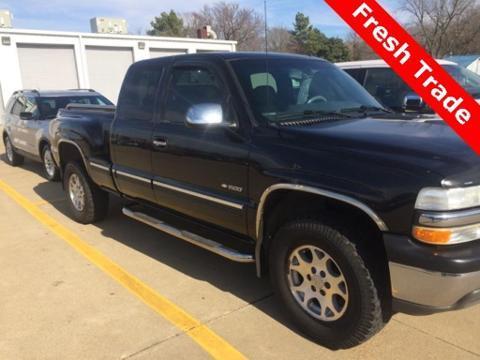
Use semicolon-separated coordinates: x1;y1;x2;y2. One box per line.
0;0;403;38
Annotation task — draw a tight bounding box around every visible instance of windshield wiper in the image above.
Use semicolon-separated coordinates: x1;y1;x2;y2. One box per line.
274;110;354;122
341;105;392;115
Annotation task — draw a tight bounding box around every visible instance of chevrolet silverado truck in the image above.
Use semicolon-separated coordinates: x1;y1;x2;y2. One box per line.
48;53;480;349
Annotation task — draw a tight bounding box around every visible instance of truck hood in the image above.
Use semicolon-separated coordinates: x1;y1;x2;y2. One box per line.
279;116;480;188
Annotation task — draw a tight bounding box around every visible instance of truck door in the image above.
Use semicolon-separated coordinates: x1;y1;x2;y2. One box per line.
110;61;164;202
151;62;250;235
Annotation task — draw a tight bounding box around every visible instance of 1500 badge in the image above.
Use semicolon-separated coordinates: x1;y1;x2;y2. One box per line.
221;184;243;193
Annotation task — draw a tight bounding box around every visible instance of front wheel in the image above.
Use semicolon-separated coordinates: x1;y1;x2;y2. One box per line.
3;135;24;166
269;220;385;349
64;162;109;224
42;145;60;181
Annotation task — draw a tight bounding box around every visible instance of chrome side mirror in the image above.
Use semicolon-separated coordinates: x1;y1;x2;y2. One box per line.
186;103;224;127
403;94;424;113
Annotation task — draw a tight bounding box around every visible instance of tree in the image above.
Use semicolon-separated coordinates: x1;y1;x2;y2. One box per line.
186;2;265;51
267;27;294;53
291;13;325;55
148;10;186;37
402;0;480;57
324;37;351;63
345;31;378;60
291;12;351;62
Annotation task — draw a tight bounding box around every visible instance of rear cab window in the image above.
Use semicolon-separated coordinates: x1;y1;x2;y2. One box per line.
116;62;164;123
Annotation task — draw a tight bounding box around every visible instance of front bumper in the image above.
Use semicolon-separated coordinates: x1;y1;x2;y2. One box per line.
384;234;480;315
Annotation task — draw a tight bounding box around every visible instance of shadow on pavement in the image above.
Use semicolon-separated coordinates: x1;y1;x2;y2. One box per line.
25;161;319;346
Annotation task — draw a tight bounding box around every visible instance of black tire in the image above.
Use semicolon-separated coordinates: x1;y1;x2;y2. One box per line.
63;161;109;224
269;220;385;349
3;134;24;166
41;144;60;181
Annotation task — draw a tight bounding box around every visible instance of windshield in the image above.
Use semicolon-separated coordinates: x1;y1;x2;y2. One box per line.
230;58;384;123
38;95;112;119
443;65;480;98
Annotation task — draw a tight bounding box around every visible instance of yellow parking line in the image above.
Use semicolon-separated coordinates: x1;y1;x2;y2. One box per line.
0;178;246;360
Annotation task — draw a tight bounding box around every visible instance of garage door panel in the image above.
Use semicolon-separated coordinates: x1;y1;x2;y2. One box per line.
17;44;79;90
86;46;133;104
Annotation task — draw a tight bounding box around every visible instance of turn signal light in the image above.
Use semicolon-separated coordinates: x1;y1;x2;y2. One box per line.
412;226;452;245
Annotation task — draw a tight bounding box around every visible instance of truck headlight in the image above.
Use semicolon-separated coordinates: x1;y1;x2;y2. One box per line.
415;186;480;211
414;185;480;245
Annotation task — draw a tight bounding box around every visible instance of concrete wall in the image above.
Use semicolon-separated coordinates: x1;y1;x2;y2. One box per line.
0;28;237;118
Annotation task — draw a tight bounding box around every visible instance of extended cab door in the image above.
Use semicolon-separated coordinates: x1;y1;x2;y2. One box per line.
110;61;165;202
151;61;250;235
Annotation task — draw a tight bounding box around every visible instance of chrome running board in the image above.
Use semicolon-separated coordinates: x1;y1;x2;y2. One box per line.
122;207;254;263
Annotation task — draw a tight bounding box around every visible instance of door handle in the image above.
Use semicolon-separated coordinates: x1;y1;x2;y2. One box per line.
152;138;168;148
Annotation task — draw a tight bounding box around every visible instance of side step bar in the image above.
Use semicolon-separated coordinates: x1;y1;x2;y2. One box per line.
122;207;255;264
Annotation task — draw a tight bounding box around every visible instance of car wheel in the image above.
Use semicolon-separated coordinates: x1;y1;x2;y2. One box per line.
269;220;385;349
42;145;60;181
3;135;24;166
64;162;109;224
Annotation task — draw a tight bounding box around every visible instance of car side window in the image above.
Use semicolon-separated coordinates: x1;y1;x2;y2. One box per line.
24;96;40;119
364;68;413;111
116;63;164;122
163;66;234;125
344;69;366;85
11;97;26;116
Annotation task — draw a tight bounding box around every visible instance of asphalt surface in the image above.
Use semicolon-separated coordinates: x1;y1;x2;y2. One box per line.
1;140;480;359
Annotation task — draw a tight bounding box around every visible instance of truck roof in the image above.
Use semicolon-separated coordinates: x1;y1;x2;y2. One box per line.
14;89;103;98
336;59;457;69
139;51;327;65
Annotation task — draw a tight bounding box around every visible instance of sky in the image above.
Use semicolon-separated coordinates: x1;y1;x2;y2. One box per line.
0;0;404;38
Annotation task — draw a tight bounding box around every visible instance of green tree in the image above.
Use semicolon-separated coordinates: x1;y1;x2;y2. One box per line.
291;13;324;55
148;10;186;37
291;12;350;62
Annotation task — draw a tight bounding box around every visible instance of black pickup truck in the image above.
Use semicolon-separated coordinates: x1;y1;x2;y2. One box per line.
49;52;480;349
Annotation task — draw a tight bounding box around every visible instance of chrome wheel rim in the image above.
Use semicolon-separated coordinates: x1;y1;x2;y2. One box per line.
68;174;85;212
288;245;349;322
43;149;56;177
5;138;13;162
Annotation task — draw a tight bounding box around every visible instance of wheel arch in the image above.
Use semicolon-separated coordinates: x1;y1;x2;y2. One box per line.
255;184;389;277
57;140;89;175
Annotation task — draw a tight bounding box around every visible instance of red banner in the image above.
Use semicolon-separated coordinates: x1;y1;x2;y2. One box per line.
325;0;480;154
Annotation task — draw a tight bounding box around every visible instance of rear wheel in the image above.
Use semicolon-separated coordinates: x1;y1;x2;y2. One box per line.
269;220;385;349
3;135;24;166
64;162;109;224
42;145;60;181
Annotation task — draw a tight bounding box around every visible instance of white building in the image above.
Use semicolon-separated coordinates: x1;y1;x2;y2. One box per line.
0;28;237;118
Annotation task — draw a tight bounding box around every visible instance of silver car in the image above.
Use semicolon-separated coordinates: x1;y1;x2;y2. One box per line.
2;89;112;181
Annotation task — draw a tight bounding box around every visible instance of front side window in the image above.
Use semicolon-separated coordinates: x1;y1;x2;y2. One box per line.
117;64;163;122
164;66;233;124
231;58;383;123
11;97;26;116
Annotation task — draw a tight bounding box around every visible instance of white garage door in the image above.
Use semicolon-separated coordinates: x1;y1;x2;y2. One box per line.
150;48;186;58
86;46;133;104
17;44;79;90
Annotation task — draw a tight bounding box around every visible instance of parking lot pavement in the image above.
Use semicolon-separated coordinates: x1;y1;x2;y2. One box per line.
1;141;480;359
